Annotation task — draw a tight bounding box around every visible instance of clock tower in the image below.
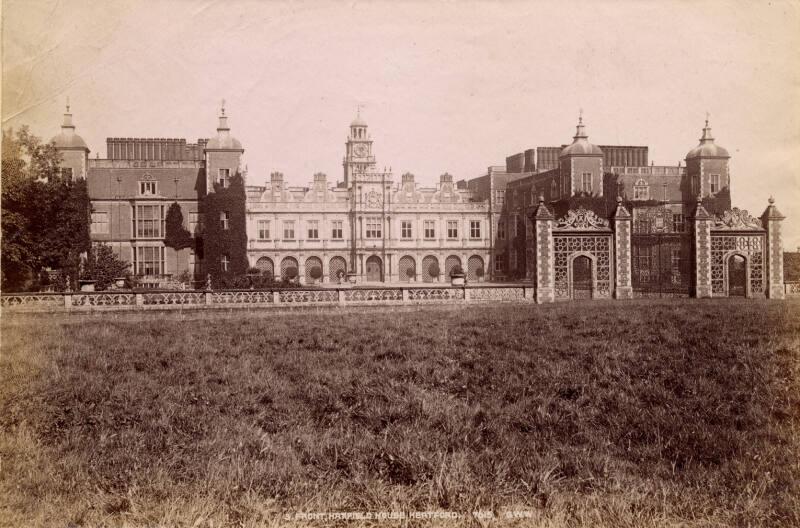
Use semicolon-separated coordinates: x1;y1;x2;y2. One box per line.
343;111;376;187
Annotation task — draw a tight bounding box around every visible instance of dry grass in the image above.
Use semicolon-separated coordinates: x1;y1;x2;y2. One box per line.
1;299;799;527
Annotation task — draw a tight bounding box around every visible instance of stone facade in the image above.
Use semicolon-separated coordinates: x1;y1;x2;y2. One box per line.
50;105;788;299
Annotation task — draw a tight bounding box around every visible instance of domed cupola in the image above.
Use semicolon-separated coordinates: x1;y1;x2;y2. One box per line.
51;101;89;151
560;114;603;157
205;101;243;151
350;115;367;128
685;118;729;160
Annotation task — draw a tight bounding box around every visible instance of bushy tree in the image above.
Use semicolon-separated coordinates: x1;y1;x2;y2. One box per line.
1;127;91;291
81;244;130;290
164;202;194;250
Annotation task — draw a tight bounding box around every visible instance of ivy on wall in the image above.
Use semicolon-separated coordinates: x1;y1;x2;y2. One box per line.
201;172;248;286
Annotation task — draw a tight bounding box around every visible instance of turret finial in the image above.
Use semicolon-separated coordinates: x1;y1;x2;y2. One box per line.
768;196;775;205
578;107;583;125
66;96;70;113
705;111;710;127
221;98;226;116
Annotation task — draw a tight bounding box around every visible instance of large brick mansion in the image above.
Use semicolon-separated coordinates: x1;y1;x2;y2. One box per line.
52;104;787;299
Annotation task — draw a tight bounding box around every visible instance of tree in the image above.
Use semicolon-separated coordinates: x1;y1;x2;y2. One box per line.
1;127;91;291
164;202;194;250
81;244;130;291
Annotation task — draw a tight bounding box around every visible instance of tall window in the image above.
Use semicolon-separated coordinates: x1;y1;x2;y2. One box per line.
307;220;319;239
494;254;504;272
447;220;458;239
401;220;412;239
218;168;230;188
366;218;382;238
283;220;295;240
331;220;343;239
188;212;203;234
219;211;230;230
220;254;230;272
633;179;649;200
91;212;109;234
60;167;73;180
423;220;436;239
710;174;720;194
672;213;684;233
135;246;164;276
692;175;701;196
498;220;506;240
134;205;165;238
511;215;518;238
470;220;481;239
582;173;593;194
257;220;270;240
495;190;505;205
139;181;157;196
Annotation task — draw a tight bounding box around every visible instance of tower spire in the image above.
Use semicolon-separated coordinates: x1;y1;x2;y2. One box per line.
62;97;74;130
700;113;714;143
217;99;229;131
574;109;587;139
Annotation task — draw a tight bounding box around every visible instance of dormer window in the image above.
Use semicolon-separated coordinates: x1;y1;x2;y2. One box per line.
218;168;230;188
633;179;649;200
139;180;157;196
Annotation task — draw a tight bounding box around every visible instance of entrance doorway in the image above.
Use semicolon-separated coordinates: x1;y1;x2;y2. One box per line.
365;256;383;282
728;255;746;297
572;255;593;299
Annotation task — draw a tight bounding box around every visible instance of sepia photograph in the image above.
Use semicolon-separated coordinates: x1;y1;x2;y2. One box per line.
1;0;799;526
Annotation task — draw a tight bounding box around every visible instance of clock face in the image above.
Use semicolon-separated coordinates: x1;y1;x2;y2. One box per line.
354;143;368;157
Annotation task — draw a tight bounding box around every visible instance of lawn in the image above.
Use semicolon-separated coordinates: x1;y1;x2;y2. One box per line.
1;299;799;527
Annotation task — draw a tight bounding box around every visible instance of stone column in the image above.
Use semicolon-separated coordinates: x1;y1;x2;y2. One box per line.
612;198;633;299
760;197;786;299
532;196;555;303
692;199;713;298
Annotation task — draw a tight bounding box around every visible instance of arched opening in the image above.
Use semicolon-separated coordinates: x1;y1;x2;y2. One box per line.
728;254;747;297
305;256;323;284
255;256;274;279
398;256;416;282
422;255;439;282
572;255;593;299
445;255;462;278
329;256;347;283
467;255;484;281
280;257;299;281
365;255;383;282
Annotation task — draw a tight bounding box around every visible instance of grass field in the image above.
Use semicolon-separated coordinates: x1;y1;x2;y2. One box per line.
1;299;799;527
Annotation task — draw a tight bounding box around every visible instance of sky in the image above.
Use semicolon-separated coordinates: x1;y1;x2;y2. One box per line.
3;0;800;248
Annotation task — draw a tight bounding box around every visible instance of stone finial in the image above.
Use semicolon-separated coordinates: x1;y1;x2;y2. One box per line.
539;194;545;204
768;196;775;205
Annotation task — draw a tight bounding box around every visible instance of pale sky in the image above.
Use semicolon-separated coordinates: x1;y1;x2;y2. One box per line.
3;0;799;248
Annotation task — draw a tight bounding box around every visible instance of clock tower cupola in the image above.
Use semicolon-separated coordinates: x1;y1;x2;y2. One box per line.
343;108;376;187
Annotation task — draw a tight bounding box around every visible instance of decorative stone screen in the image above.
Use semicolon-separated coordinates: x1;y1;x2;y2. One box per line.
422;255;439;282
255;256;274;277
445;255;462;277
710;234;765;296
553;235;612;299
467;255;484;281
399;256;416;282
305;256;323;283
329;257;347;282
280;257;299;280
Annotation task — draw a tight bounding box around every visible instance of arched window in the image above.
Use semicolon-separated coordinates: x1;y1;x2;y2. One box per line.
633;179;649;200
